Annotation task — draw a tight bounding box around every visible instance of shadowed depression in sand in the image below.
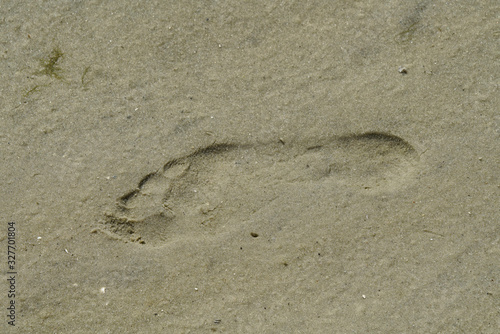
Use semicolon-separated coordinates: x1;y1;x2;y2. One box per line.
101;132;419;245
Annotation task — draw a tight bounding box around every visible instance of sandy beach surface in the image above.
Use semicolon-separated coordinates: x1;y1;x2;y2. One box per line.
1;1;499;333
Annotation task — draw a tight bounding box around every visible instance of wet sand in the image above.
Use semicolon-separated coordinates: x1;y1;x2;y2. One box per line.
1;1;499;333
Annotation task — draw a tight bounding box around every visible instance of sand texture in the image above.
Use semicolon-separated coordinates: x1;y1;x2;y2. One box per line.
1;0;499;333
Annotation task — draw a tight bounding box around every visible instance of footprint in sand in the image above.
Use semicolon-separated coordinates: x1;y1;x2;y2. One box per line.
101;132;420;245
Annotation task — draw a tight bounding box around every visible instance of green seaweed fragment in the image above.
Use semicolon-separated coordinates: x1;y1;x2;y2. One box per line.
396;22;418;43
23;85;40;97
36;47;64;79
81;66;91;88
